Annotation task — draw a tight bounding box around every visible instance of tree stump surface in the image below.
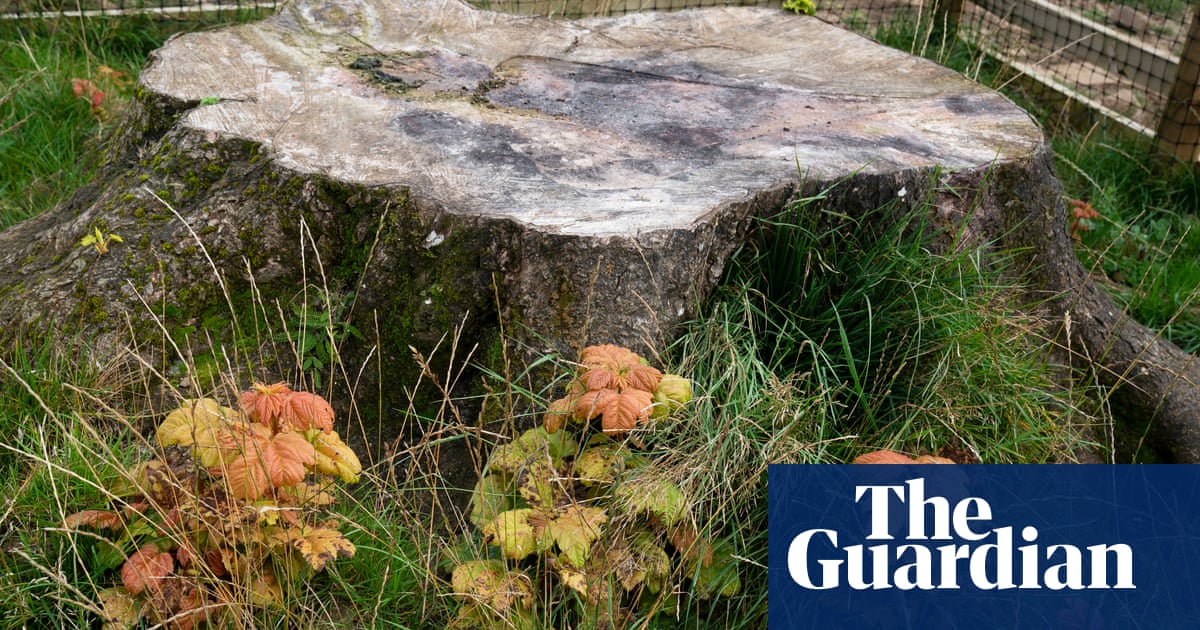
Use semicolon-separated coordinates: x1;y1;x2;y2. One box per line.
1;0;1196;458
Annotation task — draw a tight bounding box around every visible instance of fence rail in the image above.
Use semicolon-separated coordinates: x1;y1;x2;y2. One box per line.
6;0;1200;160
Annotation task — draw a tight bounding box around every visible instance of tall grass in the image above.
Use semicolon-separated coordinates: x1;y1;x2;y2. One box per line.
869;7;1200;355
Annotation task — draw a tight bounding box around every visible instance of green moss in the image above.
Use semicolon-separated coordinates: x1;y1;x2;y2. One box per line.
76;296;109;324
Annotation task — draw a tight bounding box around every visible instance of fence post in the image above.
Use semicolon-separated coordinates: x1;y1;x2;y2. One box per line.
1157;0;1200;162
933;0;963;33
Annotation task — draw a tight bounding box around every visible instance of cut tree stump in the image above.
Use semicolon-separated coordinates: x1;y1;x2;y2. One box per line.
0;0;1196;459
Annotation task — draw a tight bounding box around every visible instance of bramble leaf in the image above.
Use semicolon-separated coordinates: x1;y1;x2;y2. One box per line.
277;479;337;506
482;508;539;560
542;395;574;433
690;537;741;598
121;544;173;595
274;524;356;572
451;560;533;613
651;373;693;418
64;509;122;531
574;442;627;487
610;531;671;593
248;570;284;607
471;471;516;528
579;344;663;393
306;429;362;482
240;382;292;426
490;427;575;474
157;398;240;450
97;587;140;629
263;430;316;488
517;458;563;509
556;563;590;597
574;388;654;434
614;475;689;527
282;391;335;433
217;428;315;499
546;503;607;568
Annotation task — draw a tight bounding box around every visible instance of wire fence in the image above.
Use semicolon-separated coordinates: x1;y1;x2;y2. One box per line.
0;0;275;18
6;0;1200;159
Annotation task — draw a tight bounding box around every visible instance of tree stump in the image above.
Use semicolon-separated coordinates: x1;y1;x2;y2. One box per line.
0;0;1196;458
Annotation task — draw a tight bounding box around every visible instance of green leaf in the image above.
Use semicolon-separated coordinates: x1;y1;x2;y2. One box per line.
517;458;562;509
574;442;627;488
450;559;533;613
470;472;516;528
690;537;741;598
628;531;671;593
546;504;607;568
490;427;576;475
482;509;539;560
614;475;689;527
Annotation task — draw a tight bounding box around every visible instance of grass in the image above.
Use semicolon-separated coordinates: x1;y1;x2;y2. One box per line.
0;3;1188;628
1053;130;1200;354
0;15;176;228
868;8;1200;356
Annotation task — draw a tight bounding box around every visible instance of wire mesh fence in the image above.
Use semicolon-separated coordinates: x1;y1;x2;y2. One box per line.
0;0;276;18
5;0;1200;159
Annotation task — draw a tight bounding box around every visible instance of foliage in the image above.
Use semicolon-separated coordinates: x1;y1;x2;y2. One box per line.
1054;132;1200;354
0;16;184;228
77;225;123;255
451;345;737;629
275;291;363;389
64;384;362;629
783;0;817;15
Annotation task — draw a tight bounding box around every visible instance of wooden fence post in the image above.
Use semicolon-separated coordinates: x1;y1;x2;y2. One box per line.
1157;0;1200;162
934;0;963;33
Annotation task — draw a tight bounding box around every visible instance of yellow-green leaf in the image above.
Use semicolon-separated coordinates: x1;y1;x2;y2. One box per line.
470;472;515;528
516;459;562;509
547;503;607;568
614;475;689;527
573;443;627;487
274;524;356;571
451;559;533;612
97;586;140;630
482;508;539;560
651;374;693;418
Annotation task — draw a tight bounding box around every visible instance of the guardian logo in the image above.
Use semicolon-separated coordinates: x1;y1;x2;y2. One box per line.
787;478;1135;591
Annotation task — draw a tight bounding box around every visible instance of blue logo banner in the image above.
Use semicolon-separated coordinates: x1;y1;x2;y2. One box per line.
768;465;1200;629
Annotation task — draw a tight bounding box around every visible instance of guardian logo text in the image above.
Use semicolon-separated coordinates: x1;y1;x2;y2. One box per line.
786;478;1134;591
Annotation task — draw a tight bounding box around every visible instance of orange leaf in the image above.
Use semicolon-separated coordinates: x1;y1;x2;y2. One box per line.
853;450;917;464
64;509;122;530
575;388;654;434
542;395;575;433
282;391;335;432
122;544;174;595
263;430;316;487
240;382;292;427
216;429;315;499
275;525;356;571
914;455;956;464
578;344;662;393
218;453;271;500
